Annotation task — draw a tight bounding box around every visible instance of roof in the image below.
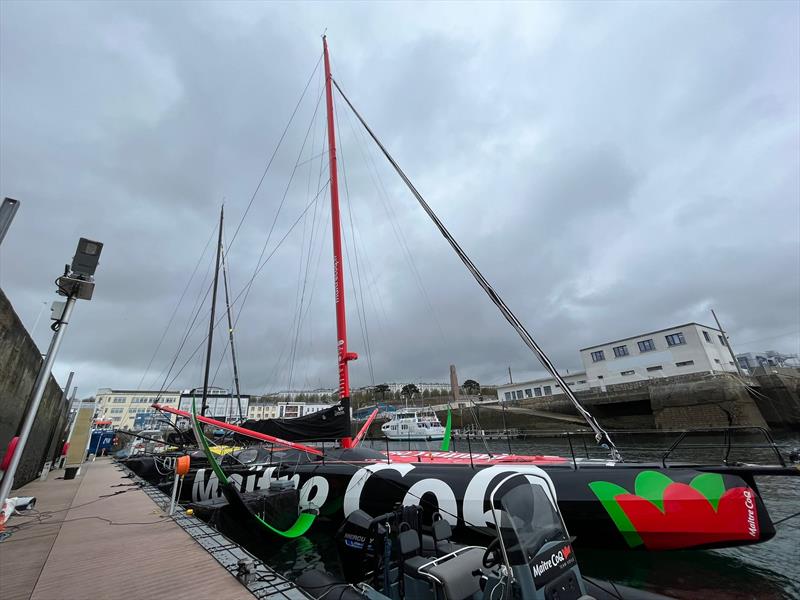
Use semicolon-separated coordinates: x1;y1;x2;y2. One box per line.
496;371;587;390
579;322;722;351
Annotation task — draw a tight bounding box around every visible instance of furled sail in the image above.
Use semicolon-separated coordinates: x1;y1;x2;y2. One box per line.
233;402;349;443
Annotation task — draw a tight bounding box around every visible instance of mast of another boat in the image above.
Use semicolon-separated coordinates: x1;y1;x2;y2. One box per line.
323;36;357;448
220;230;244;421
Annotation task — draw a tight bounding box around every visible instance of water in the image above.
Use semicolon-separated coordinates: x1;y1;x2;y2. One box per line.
255;432;800;599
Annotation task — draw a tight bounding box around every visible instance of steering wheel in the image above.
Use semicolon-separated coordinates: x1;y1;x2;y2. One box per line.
482;537;502;569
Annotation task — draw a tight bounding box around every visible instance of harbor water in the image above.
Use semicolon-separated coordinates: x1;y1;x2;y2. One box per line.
258;432;800;599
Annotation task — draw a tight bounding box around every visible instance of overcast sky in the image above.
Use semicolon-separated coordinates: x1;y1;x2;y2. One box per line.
1;1;798;398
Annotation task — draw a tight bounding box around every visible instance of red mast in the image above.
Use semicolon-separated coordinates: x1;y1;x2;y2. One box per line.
323;36;357;448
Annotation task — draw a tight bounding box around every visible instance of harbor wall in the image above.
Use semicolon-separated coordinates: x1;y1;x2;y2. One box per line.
370;372;776;433
0;288;69;488
749;367;800;430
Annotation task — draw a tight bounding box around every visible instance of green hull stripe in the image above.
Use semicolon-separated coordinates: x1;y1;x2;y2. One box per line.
190;400;315;538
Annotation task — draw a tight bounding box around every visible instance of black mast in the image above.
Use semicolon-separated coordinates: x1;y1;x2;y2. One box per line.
221;230;243;421
201;205;224;417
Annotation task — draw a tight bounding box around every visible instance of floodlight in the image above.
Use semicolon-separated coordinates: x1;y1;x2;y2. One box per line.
70;237;103;278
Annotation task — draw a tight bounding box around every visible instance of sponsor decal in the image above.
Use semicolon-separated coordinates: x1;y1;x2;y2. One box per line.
588;471;761;550
531;541;577;589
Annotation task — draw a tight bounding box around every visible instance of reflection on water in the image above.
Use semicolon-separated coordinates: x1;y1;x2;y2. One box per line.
256;433;800;599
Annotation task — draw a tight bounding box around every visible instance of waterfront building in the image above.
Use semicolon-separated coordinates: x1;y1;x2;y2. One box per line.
580;323;737;385
247;399;334;420
497;372;591;403
496;322;738;401
95;388;181;429
96;386;250;429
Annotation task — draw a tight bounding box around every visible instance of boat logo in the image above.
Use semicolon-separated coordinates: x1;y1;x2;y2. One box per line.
588;471;761;550
531;541;576;588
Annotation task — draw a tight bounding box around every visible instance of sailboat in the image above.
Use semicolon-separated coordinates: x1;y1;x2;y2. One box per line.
141;36;798;553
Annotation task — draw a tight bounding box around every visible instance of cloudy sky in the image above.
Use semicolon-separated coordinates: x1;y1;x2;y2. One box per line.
1;1;798;398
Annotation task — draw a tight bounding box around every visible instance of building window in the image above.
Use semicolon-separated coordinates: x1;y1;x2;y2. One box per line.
613;345;629;358
543;386;552;395
534;388;542;397
591;350;605;362
620;370;635;376
567;382;574;386
665;332;686;347
597;375;604;379
516;390;524;400
577;380;587;384
109;408;124;414
113;397;126;403
504;392;512;401
525;389;532;397
718;335;727;346
703;331;711;343
676;360;695;367
646;365;663;372
638;339;656;352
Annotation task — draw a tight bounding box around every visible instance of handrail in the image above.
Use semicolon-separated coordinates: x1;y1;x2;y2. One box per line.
358;425;789;470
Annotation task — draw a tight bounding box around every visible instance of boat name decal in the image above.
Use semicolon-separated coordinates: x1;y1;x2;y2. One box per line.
531;541;576;588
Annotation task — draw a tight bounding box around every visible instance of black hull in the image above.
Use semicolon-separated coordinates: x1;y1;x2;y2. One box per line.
122;452;787;551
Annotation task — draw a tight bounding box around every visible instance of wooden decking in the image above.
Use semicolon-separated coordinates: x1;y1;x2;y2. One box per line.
0;458;255;600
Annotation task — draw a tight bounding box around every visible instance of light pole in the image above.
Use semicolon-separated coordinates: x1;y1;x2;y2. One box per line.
0;238;103;517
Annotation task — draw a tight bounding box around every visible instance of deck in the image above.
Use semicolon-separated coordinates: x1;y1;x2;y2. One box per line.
0;458;308;600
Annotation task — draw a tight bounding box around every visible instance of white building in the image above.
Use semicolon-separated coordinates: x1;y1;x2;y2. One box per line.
496;322;738;401
247;400;334;420
580;323;737;385
497;372;591;403
95;388;181;430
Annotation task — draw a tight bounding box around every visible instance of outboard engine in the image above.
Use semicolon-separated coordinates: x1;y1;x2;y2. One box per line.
336;509;385;583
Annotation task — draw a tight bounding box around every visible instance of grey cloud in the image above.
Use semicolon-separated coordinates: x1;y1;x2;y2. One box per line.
1;1;797;396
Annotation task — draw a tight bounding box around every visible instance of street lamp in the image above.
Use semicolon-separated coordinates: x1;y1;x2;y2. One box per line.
0;238;103;520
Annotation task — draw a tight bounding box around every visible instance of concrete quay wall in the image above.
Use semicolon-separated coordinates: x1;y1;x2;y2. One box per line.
0;288;69;488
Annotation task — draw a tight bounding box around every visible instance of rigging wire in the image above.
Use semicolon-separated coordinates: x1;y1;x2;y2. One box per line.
150;57;322;401
339;95;443;342
332;77;621;461
157;181;332;395
207;85;328;396
288;80;327;391
138;223;217;391
224;53;323;257
335;91;375;386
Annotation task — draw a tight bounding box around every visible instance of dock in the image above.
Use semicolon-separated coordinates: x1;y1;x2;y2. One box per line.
0;458;309;600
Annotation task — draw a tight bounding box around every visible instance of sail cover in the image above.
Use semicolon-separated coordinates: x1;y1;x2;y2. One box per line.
233;402;349;442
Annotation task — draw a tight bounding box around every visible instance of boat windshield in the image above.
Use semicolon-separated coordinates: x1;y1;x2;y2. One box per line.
496;482;567;566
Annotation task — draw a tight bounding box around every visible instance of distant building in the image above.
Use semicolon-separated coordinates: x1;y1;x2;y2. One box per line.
247;399;334;420
496;322;739;401
497;372;591;403
95;388;181;430
737;350;800;371
96;386;250;429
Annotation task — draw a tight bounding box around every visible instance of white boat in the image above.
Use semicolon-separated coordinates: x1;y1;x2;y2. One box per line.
381;409;446;441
